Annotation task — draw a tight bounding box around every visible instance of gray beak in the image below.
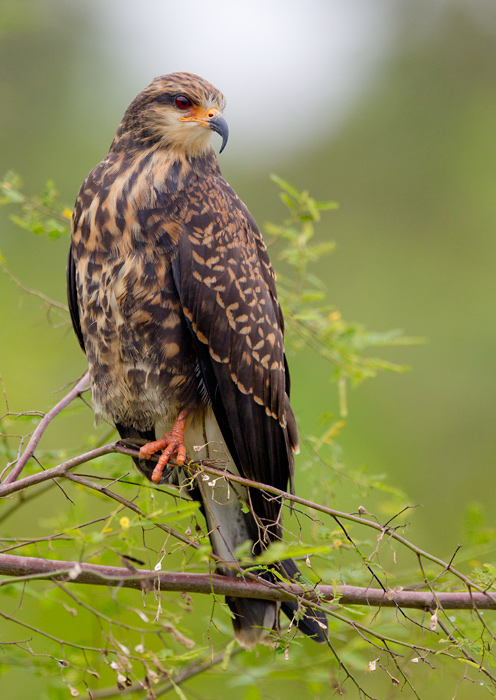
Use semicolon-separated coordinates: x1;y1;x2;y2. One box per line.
208;114;229;153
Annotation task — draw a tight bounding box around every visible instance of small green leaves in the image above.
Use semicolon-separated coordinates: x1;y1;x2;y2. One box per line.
235;540;333;568
0;171;71;240
267;176;420;414
270;174;339;222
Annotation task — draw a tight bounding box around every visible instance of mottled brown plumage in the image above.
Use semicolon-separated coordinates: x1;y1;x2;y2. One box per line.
68;72;327;647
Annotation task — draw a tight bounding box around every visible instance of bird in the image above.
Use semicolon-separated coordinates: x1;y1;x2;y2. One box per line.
67;72;328;649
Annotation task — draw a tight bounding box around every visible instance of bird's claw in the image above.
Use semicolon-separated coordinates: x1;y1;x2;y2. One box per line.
139;410;188;483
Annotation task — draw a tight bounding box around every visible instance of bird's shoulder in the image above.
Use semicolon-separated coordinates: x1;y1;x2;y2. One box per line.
174;167;280;307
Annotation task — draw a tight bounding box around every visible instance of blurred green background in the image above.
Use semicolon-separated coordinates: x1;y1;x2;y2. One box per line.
1;1;496;698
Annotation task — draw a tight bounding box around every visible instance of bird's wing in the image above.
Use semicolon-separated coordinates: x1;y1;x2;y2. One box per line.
170;175;297;529
67;245;85;352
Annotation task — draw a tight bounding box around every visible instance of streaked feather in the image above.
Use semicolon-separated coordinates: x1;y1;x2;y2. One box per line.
68;72;327;646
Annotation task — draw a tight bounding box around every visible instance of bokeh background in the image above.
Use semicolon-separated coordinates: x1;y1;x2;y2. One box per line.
1;1;496;698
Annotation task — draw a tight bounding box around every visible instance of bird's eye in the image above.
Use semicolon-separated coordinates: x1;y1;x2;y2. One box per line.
175;95;192;110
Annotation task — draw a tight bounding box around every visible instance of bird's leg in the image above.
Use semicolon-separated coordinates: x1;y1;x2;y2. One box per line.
139;410;189;483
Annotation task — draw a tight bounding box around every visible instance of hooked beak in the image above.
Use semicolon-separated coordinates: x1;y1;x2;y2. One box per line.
179;108;229;153
208;114;229;153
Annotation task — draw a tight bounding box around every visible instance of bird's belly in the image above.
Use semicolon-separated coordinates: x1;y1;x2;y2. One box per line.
90;356;181;431
80;258;200;431
85;315;199;432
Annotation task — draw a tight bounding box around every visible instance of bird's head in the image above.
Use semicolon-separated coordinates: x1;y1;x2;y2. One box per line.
118;72;228;158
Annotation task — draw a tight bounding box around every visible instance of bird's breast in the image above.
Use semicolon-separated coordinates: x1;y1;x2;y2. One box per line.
78;246;201;431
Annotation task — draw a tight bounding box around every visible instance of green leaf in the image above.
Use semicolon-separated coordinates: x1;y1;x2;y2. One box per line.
249;541;333;567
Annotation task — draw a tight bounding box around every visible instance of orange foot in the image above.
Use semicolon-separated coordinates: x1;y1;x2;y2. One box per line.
139;410;188;483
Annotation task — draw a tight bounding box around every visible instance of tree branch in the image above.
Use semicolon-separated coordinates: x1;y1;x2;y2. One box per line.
0;261;69;313
79;647;243;700
1;553;495;611
1;439;493;605
1;371;90;484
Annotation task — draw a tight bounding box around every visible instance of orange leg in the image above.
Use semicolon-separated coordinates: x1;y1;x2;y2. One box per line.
139;410;188;483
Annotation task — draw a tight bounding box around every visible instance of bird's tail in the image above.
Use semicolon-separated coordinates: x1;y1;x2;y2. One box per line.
116;420;328;647
194;466;328;647
278;558;328;642
225;594;278;650
191;461;328;647
224;559;328;649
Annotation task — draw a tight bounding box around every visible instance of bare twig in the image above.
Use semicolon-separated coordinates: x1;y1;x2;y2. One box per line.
0;262;69;313
80;648;243;700
1;372;90;484
0;482;54;525
435;612;496;685
1;440;493;604
178;460;496;601
0;441;117;496
62;471;200;551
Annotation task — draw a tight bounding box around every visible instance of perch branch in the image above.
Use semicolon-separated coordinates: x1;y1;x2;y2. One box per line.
1;440;493;604
1;554;495;611
1;371;90;485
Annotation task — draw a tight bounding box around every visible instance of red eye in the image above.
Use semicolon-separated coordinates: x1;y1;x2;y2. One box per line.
175;95;192;110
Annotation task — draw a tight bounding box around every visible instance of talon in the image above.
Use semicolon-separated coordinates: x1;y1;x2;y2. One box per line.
139;410;188;483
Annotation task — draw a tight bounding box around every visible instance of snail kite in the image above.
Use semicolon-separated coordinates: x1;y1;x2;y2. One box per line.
68;72;327;648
